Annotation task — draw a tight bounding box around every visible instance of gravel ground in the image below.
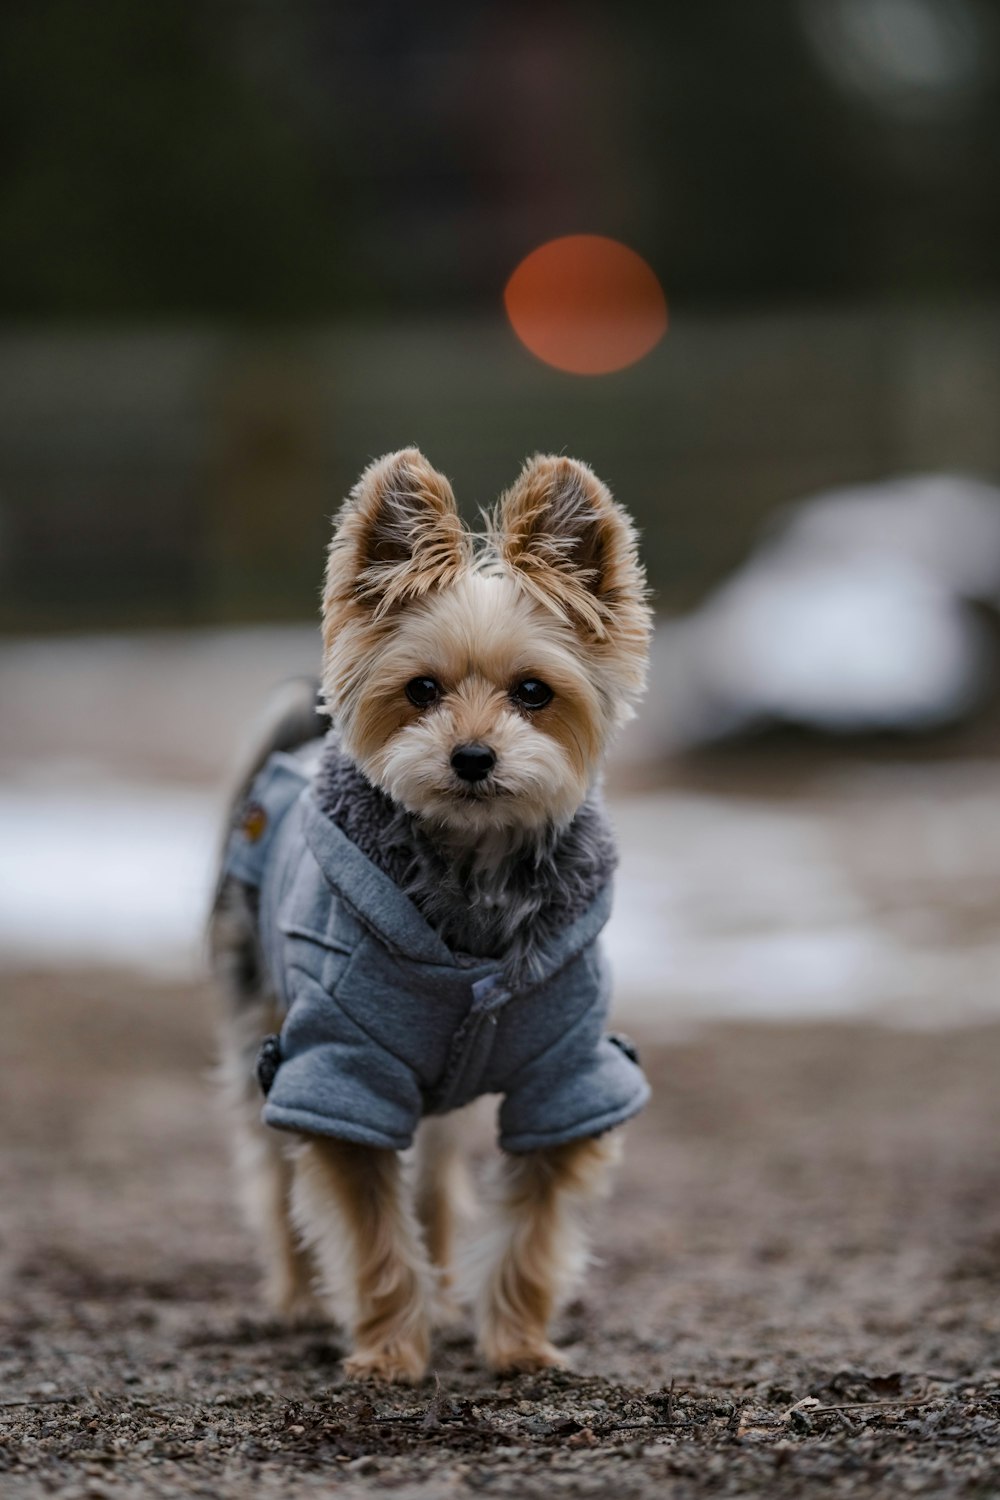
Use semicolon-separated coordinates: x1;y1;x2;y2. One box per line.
2;969;1000;1499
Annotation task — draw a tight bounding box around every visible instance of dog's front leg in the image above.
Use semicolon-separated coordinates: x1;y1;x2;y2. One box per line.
292;1136;431;1382
473;1134;619;1372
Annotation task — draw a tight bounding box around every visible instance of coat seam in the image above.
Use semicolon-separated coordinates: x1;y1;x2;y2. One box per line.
284;959;424;1081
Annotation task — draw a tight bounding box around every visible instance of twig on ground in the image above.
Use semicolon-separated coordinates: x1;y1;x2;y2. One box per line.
608;1421;677;1433
785;1395;939;1421
812;1399;939;1415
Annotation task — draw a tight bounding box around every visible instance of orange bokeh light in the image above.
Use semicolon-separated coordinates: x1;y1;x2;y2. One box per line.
504;235;667;376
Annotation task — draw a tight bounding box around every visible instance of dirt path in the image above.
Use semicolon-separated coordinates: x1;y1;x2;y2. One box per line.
2;971;999;1497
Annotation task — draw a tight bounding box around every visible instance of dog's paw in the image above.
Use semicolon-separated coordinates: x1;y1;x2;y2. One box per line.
343;1339;428;1384
479;1328;567;1374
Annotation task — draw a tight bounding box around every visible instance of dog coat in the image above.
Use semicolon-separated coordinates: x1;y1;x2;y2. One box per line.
224;752;650;1153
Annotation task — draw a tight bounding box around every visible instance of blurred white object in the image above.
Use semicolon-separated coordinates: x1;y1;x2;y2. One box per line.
784;475;1000;598
800;0;985;121
648;474;1000;748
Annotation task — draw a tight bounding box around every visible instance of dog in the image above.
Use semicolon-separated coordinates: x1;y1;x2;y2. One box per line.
210;448;651;1382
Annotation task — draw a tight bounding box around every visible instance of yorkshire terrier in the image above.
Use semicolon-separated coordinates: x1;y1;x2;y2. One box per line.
210;448;651;1382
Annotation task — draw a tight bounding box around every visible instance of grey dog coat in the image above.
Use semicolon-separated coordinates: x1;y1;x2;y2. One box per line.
224;751;650;1153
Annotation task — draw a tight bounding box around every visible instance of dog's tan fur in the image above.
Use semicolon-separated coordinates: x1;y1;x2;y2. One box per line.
213;448;650;1381
471;1134;620;1372
291;1138;433;1382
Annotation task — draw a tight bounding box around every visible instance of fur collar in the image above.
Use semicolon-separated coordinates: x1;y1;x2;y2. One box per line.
313;733;617;986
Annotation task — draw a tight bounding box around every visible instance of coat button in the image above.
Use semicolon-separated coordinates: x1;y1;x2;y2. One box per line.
256;1034;282;1095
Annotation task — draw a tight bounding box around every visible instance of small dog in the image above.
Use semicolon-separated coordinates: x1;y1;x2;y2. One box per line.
210;448;651;1381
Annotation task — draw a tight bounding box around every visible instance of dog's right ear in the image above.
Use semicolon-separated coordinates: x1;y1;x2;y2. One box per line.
324;449;469;633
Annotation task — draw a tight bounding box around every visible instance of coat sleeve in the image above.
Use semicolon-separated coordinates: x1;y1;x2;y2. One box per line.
496;1001;650;1154
262;966;425;1150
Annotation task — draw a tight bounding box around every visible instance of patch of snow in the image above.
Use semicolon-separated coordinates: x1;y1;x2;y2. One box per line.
0;775;219;978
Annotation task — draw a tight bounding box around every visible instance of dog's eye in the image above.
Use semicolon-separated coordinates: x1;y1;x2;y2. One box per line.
511;679;553;710
405;677;441;708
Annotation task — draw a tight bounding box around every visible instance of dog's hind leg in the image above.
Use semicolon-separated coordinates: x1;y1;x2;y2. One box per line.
219;1016;319;1319
209;677;329;1317
212;881;318;1318
413;1112;475;1326
469;1133;620;1372
292;1137;432;1383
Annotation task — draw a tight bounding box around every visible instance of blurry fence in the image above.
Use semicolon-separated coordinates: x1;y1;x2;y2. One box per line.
1;306;999;630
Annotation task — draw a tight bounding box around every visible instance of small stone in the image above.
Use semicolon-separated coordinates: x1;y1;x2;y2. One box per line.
566;1426;598;1448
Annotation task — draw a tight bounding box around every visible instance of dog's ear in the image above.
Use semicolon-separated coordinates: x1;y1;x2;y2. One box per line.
492;455;649;642
324;449;469;628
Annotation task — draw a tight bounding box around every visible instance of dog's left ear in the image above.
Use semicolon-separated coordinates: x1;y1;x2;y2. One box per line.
492;455;649;644
324;448;470;631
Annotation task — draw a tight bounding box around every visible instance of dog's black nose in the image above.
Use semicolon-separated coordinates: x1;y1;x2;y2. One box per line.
451;744;496;783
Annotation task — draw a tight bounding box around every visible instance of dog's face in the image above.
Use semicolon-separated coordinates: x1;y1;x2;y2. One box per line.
321;450;650;840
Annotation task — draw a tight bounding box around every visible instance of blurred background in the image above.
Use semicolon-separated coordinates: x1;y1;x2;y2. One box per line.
6;11;1000;1466
3;0;1000;1022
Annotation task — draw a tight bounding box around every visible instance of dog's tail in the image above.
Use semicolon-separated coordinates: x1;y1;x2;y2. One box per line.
229;674;326;799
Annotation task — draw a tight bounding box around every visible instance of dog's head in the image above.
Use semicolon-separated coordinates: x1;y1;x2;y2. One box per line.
321;448;650;839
